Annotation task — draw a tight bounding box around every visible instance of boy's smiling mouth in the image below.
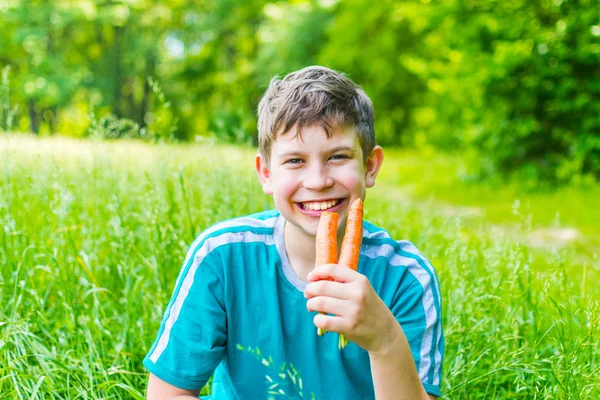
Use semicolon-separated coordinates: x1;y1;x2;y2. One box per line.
296;199;345;213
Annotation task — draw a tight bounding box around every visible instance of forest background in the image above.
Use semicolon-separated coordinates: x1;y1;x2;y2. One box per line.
1;0;599;181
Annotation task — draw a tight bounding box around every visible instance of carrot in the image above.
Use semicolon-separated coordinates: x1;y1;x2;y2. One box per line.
315;211;339;266
314;211;339;336
338;198;363;271
338;198;363;349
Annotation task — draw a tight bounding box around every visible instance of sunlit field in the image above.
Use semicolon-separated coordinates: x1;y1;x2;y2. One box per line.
1;135;598;399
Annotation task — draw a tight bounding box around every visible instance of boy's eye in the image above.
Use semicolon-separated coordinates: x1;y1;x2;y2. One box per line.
329;154;350;161
285;158;304;164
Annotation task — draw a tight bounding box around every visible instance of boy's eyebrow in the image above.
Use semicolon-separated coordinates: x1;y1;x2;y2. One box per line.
278;151;305;158
327;145;355;153
278;146;355;159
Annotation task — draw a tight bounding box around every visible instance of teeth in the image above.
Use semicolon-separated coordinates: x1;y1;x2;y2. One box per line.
303;200;338;211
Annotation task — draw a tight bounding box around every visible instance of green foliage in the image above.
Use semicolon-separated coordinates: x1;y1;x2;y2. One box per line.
88;112;144;140
319;0;427;146
145;77;178;142
87;78;179;142
255;2;333;85
1;0;599;180
0;65;17;132
472;0;600;181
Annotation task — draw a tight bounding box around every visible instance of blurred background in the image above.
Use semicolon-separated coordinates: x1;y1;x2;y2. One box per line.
1;0;599;183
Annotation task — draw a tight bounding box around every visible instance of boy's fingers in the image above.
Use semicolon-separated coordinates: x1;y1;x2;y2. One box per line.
304;280;350;300
306;296;347;316
308;263;359;283
313;313;351;335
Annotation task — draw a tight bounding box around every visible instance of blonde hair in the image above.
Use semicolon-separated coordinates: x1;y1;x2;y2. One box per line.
257;66;375;163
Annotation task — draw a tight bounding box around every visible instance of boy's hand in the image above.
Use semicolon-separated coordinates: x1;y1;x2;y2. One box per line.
304;263;400;355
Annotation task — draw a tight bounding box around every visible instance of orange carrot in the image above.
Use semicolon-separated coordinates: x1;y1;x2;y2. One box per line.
314;212;338;336
315;212;339;266
338;198;363;271
338;198;363;349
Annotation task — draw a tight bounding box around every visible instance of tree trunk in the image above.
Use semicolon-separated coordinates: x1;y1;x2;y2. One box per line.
46;0;57;134
113;25;124;118
48;106;58;133
28;99;39;134
139;49;156;129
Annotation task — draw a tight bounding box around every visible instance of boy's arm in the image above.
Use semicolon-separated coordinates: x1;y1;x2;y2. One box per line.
368;318;436;400
147;373;200;400
143;250;227;398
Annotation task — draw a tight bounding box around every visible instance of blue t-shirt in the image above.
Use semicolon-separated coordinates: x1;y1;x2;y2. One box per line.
143;210;443;399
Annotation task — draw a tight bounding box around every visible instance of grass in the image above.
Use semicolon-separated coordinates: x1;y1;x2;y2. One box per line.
1;134;598;399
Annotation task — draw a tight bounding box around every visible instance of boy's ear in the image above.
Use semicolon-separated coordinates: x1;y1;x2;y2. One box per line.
365;146;384;188
255;153;273;195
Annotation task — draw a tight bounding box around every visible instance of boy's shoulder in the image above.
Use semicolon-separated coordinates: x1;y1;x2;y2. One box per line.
184;210;281;258
199;209;279;238
207;209;280;231
361;220;431;265
361;219;405;248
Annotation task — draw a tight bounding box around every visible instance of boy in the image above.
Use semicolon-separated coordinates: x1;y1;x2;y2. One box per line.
144;66;443;399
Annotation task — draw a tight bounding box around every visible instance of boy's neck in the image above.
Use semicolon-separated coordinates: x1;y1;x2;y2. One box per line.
283;220;343;282
283;221;319;282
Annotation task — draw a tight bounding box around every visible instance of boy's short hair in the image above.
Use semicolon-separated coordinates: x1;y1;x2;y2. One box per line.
257;66;375;163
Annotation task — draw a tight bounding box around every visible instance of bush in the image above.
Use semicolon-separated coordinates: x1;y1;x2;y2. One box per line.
474;1;600;181
88;113;145;140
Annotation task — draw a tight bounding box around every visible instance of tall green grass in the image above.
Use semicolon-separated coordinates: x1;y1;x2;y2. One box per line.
1;135;598;399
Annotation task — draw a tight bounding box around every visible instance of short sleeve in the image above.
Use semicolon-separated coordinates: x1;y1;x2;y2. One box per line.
143;247;226;390
390;263;444;397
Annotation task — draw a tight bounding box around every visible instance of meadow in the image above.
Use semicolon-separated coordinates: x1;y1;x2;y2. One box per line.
1;135;598;399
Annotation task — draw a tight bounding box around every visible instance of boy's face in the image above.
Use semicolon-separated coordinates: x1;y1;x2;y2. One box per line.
255;123;383;239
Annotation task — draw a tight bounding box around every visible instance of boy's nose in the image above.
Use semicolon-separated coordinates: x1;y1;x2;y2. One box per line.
304;169;333;191
302;164;334;191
